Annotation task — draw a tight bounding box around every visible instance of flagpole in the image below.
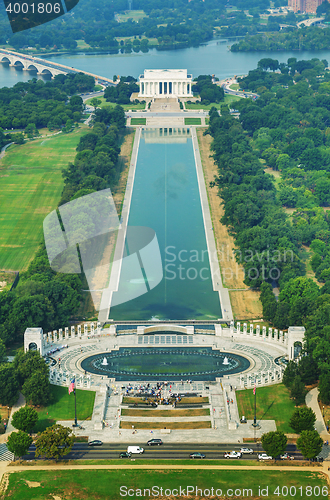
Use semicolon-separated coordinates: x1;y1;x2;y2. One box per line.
254;379;256;426
73;386;78;427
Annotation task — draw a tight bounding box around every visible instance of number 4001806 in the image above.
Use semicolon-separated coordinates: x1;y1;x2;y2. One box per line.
6;3;61;14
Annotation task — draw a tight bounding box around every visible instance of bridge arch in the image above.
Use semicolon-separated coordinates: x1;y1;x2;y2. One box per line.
0;56;10;64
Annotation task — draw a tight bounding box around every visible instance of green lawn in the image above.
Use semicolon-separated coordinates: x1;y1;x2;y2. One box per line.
184;117;201;125
0;126;88;271
121;408;210;417
130;118;146;125
236;383;297;433
185;94;241;110
116;10;147;22
34;385;95;432
4;469;327;500
86;96;146;111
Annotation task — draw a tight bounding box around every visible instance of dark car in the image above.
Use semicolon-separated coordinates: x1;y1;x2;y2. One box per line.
147;439;163;446
88;440;103;446
120;452;131;458
189;452;206;459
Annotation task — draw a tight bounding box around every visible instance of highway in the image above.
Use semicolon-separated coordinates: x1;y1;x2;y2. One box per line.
23;442;303;461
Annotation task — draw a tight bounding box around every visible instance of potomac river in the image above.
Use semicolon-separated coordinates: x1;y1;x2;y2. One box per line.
2;39;330;86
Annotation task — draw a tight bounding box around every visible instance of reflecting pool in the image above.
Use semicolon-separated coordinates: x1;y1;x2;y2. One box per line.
109;128;222;321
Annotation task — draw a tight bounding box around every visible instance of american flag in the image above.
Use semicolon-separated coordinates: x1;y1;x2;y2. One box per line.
68;378;75;395
253;383;256;395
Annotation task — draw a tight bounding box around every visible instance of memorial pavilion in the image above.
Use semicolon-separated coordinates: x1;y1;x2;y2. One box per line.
138;69;194;98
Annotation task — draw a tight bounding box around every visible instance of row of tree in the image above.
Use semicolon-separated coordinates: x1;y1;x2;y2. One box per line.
0;73;93;132
230;59;330;402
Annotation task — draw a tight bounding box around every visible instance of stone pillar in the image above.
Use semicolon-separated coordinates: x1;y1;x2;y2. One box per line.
230;320;234;336
280;330;284;342
65;327;69;339
262;326;267;338
91;323;95;335
243;323;247;335
256;325;260;337
84;323;88;336
250;324;253;335
274;329;278;340
78;325;82;338
59;328;63;341
236;322;241;334
268;327;273;339
71;326;75;338
53;330;57;341
97;321;101;333
48;332;52;343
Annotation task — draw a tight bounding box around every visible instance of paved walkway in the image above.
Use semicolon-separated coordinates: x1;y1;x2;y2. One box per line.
6;392;26;434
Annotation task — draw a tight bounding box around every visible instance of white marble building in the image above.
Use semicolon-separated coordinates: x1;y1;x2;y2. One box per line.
138;69;194;98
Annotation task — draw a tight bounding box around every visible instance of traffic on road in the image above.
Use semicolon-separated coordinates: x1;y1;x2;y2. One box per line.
23;442;304;461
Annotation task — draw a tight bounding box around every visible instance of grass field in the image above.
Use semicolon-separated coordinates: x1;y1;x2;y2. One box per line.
185;95;241;110
184;117;201;125
86;96;146;111
131;118;146;125
121;408;210;417
0;126;88;271
34;385;95;432
116;10;147;22
4;468;328;500
236;383;297;433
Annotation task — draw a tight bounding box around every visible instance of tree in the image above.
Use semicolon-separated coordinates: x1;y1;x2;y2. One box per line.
318;370;330;404
7;431;32;460
0;365;19;406
0;338;6;364
13;351;49;387
289;407;316;434
261;431;287;459
90;98;101;110
290;375;307;405
22;370;51;407
12;406;38;433
282;360;299;388
35;424;74;460
296;430;323;459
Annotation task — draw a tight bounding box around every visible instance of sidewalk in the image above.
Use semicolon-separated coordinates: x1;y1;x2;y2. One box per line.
305;387;328;438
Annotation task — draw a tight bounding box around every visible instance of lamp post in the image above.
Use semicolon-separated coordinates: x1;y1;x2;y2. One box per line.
7;407;9;420
323;406;325;419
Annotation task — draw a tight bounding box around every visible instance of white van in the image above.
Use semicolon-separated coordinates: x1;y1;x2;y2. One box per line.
127;446;144;454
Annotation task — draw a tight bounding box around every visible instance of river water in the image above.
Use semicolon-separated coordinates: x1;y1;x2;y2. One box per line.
2;40;330;86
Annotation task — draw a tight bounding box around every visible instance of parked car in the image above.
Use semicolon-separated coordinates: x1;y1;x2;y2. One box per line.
88;440;103;446
224;451;242;459
147;439;163;446
258;453;272;460
280;453;294;460
120;452;131;458
189;452;206;459
240;448;253;454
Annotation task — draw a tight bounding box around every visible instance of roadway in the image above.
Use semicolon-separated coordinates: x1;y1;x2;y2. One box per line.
23;442;303;461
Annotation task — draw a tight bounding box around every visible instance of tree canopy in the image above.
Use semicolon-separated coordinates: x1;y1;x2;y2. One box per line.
261;431;287;459
35;424;74;460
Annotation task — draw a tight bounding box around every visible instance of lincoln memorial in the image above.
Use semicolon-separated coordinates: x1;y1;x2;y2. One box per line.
138;69;194;98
